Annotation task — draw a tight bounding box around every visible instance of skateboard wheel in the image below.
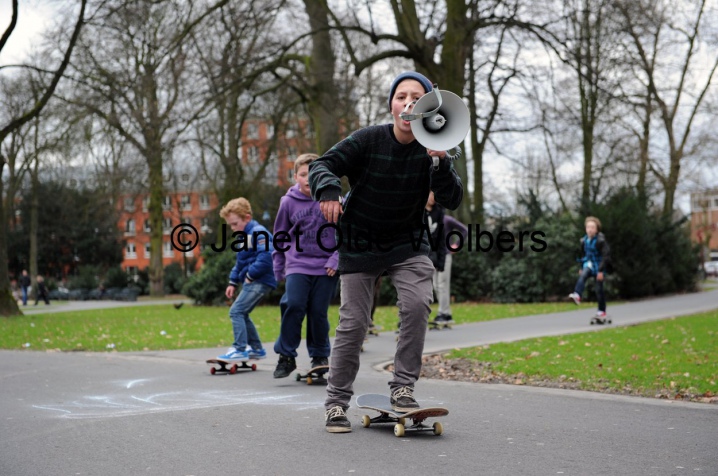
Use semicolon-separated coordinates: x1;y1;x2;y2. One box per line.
362;415;371;428
394;423;405;437
590;320;595;325
306;376;313;385
398;417;406;426
251;363;257;371
295;373;301;381
608;320;612;324
433;422;443;436
210;367;216;375
230;365;237;374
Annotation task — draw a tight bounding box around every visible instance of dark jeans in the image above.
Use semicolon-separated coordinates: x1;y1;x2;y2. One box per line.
574;267;606;312
274;274;337;358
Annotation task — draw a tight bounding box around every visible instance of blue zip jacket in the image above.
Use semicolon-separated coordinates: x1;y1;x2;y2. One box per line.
228;220;278;289
578;232;611;274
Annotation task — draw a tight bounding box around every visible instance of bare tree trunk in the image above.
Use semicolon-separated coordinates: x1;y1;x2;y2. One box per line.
468;49;482;224
304;0;339;155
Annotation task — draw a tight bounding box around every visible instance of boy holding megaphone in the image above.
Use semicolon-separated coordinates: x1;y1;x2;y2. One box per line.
310;71;464;433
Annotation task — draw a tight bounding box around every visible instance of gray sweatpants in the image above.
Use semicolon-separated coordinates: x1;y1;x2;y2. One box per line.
325;255;434;410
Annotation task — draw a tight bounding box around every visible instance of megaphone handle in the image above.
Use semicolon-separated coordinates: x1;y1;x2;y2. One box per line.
431;155;440;171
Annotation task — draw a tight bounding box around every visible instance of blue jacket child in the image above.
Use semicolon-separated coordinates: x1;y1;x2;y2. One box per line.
569;216;611;316
217;198;277;361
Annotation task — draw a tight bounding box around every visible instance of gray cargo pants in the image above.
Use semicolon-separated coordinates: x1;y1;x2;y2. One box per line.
325;255;434;410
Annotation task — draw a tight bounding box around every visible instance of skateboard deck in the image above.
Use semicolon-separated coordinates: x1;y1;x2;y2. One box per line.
295;365;329;385
428;320;453;330
356;393;448;437
590;316;612;325
206;358;257;375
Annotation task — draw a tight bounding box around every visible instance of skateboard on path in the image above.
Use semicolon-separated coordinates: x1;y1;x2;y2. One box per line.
428;320;452;330
295;365;329;385
590;315;612;325
356;393;448;437
206;358;257;375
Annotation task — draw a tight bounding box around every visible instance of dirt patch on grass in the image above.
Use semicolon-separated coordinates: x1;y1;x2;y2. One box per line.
408;354;718;404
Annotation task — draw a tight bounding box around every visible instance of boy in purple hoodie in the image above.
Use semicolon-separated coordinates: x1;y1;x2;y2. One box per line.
272;153;339;378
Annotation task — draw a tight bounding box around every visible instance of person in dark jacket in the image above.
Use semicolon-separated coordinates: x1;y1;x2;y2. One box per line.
216;198;277;361
432;214;468;324
568;216;611;318
310;71;463;433
20;269;31;306
34;275;50;306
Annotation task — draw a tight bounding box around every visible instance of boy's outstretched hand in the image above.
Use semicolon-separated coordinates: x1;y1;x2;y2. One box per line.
320;200;343;223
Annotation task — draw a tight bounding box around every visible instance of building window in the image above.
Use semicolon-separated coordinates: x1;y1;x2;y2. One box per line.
266;124;274;138
144;219;152;233
180;195;192;211
125;243;137;259
124;197;135;212
286;124;296;138
288;146;297;159
125;219;136;236
162;195;172;210
201;216;211;233
163;217;172;234
247;123;259;140
142;196;149;212
288;169;294;181
248;146;259;163
199;194;210;210
144;242;151;258
163;241;174;258
713;197;718;208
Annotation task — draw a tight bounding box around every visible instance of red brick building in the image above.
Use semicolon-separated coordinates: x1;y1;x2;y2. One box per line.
690;190;718;262
117;117;314;276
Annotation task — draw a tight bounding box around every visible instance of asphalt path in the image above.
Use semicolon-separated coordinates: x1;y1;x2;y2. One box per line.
1;290;717;475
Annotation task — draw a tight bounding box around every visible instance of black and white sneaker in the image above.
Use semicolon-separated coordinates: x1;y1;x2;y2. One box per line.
390;386;420;412
273;355;296;378
311;356;329;368
325;406;351;433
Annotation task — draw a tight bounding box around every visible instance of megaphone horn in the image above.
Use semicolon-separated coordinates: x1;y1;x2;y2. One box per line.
400;86;470;152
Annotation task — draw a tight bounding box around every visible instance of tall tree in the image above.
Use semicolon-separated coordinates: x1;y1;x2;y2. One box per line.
615;0;718;216
65;0;227;296
0;0;86;316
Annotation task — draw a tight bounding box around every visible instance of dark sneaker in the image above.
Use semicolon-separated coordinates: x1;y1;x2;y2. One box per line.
390;386;420;412
311;357;329;368
273;355;296;379
325;406;351;433
433;314;453;323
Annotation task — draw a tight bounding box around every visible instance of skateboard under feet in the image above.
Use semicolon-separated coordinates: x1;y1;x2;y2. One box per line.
206;358;257;375
295;365;329;385
428;320;453;330
590;316;612;325
356;393;448;437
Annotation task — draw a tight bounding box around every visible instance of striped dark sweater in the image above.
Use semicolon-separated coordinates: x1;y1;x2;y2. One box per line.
309;124;463;274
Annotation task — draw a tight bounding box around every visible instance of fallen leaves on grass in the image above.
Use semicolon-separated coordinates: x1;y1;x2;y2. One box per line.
414;354;718;404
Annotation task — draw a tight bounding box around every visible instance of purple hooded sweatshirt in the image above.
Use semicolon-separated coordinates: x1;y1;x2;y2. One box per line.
272;184;339;282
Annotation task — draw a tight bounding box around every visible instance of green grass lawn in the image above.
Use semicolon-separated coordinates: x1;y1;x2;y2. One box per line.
0;301;583;352
435;310;718;401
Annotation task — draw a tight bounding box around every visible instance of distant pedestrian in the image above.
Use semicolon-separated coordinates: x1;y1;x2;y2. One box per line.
19;270;31;306
35;275;50;306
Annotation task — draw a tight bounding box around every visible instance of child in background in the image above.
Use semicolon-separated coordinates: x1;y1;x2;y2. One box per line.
216;198;276;361
568;216;611;319
272;154;338;378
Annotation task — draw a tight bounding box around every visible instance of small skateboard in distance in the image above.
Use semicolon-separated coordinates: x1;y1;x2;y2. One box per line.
295;365;329;385
590;315;612;325
366;325;382;337
206;358;257;375
356;393;448;437
428;320;452;330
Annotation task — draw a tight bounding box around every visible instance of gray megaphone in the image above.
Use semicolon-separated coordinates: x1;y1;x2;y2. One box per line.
400;86;470;151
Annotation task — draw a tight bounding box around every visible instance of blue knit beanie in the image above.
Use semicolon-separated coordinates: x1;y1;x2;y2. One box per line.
388;72;433;111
